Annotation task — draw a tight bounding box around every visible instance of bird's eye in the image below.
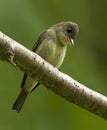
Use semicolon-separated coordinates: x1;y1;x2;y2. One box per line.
67;28;72;33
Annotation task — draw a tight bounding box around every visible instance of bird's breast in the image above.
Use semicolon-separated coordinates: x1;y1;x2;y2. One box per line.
36;39;67;68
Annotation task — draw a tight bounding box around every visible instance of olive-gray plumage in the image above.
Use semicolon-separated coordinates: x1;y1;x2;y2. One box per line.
12;21;79;112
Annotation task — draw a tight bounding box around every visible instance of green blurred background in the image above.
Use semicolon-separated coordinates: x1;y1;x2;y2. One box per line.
0;0;107;129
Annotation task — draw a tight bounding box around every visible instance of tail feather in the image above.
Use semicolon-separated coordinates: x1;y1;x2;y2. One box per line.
12;90;28;112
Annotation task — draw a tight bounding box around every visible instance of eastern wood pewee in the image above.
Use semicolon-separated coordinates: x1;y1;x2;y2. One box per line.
12;21;79;112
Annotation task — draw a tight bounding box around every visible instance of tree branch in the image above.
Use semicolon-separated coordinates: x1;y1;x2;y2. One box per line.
0;31;107;120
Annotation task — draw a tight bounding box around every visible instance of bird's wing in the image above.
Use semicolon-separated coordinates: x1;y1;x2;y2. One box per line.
32;31;47;52
20;31;47;89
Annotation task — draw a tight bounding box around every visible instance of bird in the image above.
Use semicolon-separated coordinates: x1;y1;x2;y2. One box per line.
12;21;79;112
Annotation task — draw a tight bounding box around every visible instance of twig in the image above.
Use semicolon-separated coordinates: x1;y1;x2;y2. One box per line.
0;31;107;120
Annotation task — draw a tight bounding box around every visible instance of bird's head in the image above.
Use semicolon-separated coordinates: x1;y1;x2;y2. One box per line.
53;22;79;46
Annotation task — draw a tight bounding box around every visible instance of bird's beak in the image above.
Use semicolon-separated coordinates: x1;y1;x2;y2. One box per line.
67;38;74;45
71;39;74;45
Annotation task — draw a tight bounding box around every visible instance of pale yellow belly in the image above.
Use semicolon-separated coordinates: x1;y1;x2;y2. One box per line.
24;40;67;92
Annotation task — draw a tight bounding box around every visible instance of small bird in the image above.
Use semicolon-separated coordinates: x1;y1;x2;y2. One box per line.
12;21;79;112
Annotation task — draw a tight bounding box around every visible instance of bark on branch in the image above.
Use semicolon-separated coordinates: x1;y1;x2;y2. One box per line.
0;31;107;120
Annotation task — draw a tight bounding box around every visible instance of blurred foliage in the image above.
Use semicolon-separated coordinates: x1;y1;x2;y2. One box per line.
0;0;107;130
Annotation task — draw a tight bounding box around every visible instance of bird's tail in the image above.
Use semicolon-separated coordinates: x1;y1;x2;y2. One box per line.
12;90;28;112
